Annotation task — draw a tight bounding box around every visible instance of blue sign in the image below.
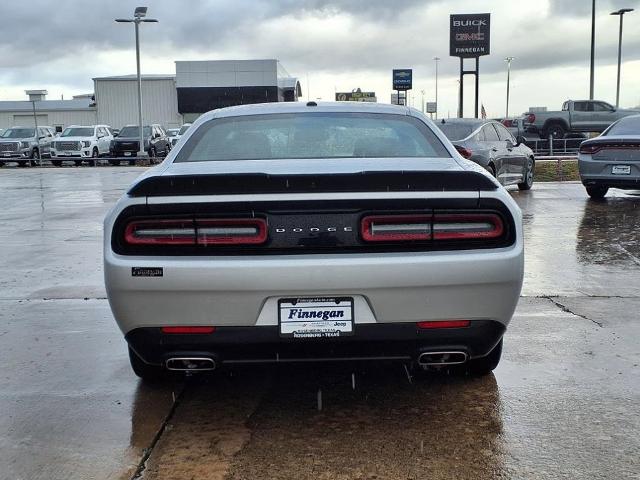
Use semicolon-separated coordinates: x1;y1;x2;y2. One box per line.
393;69;412;91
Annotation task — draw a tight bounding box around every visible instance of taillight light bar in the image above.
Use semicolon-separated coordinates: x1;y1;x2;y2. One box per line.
579;143;640;155
124;218;267;246
361;215;432;242
432;213;504;240
360;213;504;242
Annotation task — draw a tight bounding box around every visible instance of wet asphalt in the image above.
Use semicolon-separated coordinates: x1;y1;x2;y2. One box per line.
0;167;638;480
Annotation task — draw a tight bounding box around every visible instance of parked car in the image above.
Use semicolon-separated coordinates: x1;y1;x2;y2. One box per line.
500;117;526;140
523;100;640;139
171;123;192;147
50;125;114;166
436;118;535;190
0;126;56;167
166;128;179;141
578;114;640;199
104;102;524;381
109;124;169;165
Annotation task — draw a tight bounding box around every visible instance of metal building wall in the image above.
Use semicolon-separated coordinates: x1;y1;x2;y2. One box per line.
0;109;97;130
94;78;183;129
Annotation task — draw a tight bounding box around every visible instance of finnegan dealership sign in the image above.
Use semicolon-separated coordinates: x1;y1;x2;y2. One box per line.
450;13;491;58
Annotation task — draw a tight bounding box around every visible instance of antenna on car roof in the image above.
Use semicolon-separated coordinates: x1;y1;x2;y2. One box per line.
441;119;446;124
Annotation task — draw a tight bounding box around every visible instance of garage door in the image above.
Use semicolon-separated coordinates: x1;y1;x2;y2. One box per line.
13;114;49;127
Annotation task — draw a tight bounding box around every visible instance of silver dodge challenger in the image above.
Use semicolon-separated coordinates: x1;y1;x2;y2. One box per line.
104;102;524;380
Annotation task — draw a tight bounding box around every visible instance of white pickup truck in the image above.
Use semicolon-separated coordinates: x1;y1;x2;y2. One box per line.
523;100;640;139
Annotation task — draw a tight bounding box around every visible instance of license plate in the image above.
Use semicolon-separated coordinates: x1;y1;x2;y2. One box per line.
279;297;354;338
63;151;73;156
612;165;631;175
2;153;10;157
124;152;132;157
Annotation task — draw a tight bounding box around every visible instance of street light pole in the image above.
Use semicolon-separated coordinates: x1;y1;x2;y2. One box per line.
116;7;158;159
589;0;596;100
433;57;440;119
611;8;634;108
505;57;514;118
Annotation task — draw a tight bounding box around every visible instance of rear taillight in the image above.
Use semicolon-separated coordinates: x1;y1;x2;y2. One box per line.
454;145;473;159
161;326;216;334
361;213;505;242
196;218;267;245
417;320;471;329
579;143;640;155
579;144;600;155
124;219;196;245
526;113;536;124
124;218;267;246
432;213;504;240
361;215;432;242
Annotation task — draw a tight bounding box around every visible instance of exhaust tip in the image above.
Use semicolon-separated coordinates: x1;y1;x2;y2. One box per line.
166;357;216;371
418;351;467;366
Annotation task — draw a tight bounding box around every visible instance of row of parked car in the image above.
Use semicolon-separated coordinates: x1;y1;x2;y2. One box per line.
0;123;192;167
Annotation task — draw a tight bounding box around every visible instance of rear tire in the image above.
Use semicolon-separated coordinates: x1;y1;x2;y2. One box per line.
518;157;535;190
543;123;566;139
128;346;166;381
586;186;608;199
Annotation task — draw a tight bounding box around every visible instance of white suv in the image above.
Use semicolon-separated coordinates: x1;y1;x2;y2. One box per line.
170;123;192;147
50;125;113;166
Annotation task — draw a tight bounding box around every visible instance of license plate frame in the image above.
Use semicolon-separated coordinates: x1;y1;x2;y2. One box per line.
612;165;631;175
278;297;354;338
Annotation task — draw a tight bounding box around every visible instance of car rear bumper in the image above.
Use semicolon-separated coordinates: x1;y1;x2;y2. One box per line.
126;320;506;366
105;246;524;335
579;155;640;188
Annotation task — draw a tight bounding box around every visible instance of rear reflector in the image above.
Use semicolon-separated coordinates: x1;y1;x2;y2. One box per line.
432;213;504;240
361;215;431;242
417;320;471;329
161;326;216;334
124;218;267;246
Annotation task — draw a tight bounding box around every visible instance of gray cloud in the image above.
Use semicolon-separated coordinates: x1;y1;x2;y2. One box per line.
0;0;639;100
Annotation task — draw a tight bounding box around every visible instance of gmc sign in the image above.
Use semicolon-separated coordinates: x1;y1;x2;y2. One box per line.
450;13;491;58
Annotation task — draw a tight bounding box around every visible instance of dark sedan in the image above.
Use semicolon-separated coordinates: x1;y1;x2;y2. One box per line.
436;119;535;190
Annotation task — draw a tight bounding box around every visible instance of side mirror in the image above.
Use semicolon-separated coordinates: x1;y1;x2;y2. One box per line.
515;135;525;146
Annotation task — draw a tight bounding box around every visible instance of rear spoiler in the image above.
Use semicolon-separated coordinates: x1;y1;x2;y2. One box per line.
128;171;498;197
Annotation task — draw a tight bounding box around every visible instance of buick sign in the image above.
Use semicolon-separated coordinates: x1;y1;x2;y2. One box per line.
392;69;413;91
450;13;491;58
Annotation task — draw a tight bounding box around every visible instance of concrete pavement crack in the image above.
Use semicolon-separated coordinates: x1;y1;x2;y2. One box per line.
130;383;187;480
543;296;604;328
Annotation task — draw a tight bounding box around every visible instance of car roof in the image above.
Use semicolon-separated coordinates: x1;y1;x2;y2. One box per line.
200;101;411;122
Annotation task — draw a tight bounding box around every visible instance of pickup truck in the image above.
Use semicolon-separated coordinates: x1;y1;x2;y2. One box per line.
523;100;640;139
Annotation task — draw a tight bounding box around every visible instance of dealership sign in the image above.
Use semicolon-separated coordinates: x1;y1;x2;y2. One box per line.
335;91;377;102
450;13;491;58
392;69;412;91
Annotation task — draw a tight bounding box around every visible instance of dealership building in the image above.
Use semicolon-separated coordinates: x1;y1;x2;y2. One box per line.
0;60;301;131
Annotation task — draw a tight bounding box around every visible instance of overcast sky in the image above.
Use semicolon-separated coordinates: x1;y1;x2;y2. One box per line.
1;0;639;118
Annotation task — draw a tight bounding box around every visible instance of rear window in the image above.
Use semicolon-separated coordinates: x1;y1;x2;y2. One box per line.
604;117;640;136
436;123;476;141
175;113;450;162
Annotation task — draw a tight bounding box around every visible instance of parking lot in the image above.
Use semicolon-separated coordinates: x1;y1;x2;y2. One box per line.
1;167;639;480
